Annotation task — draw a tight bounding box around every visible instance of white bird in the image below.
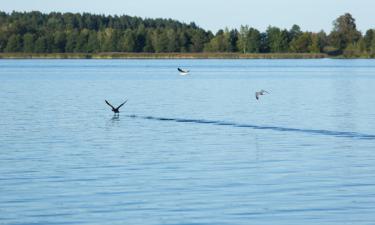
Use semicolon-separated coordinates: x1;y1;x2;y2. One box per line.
255;90;269;100
178;67;189;75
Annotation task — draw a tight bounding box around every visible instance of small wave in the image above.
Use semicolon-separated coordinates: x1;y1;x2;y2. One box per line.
126;115;375;140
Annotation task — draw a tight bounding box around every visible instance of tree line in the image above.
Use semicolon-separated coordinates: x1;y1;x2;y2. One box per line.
0;11;374;56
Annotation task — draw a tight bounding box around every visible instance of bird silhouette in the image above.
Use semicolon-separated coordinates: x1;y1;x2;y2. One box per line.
105;100;128;114
255;90;269;100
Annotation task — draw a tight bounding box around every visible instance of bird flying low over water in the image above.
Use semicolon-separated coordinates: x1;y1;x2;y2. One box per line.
105;100;128;114
255;90;269;100
178;68;189;75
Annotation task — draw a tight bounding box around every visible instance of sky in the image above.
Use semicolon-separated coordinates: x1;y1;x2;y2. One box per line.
2;0;375;33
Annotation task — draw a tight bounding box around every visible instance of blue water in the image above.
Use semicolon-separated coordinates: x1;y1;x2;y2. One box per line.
1;59;375;225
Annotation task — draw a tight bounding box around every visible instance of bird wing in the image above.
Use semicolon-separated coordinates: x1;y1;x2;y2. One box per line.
261;90;269;94
105;100;115;110
255;92;259;100
116;100;128;110
178;68;189;73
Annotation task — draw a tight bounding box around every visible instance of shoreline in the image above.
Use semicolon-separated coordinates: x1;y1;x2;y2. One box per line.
0;52;373;59
0;52;330;59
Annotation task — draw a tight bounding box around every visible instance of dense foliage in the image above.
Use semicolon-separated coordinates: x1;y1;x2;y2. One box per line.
0;11;374;56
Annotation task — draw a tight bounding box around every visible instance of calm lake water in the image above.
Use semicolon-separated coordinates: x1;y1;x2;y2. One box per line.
1;59;375;225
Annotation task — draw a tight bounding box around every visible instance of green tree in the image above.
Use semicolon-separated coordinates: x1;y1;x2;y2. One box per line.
34;36;47;53
237;25;249;53
143;31;154;52
204;29;231;52
4;34;22;52
289;24;302;41
52;31;66;53
178;31;190;52
356;38;366;53
317;30;328;51
166;29;178;52
87;31;99;53
23;33;35;52
228;29;238;52
120;29;136;52
151;29;169;52
329;13;361;49
247;28;261;53
266;26;289;52
75;29;89;52
190;30;208;52
102;28;114;52
363;29;374;52
134;25;146;52
65;30;78;52
0;32;8;52
260;32;269;53
344;42;362;57
1;10;370;56
112;29;122;51
289;32;311;53
309;33;320;53
371;35;375;54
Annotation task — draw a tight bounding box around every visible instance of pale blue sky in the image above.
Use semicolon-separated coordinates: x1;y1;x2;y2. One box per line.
2;0;374;33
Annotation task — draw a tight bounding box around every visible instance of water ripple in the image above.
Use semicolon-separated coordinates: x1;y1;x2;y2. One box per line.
127;114;375;140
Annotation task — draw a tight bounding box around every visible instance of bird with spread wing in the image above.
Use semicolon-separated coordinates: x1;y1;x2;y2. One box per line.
255;90;269;100
105;100;128;114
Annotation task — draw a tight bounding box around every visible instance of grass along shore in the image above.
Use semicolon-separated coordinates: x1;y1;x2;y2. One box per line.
0;52;331;59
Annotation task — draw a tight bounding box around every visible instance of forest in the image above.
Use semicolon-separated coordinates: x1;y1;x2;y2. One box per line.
0;11;374;57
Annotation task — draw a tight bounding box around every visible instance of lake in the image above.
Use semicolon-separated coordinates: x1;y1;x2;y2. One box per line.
1;59;375;225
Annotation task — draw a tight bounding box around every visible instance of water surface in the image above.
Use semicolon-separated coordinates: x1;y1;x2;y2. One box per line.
1;59;375;225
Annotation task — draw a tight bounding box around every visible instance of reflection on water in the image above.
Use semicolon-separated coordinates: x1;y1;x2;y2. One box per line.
0;59;375;225
111;114;120;121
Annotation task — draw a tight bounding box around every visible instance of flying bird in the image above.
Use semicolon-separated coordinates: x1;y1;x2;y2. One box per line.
255;90;269;100
105;100;128;114
178;68;189;75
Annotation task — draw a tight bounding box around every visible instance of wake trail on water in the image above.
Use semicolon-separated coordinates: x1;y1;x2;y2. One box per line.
126;114;375;140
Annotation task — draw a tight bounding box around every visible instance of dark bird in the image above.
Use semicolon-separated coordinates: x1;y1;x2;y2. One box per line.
105;100;128;114
178;68;189;75
255;90;269;100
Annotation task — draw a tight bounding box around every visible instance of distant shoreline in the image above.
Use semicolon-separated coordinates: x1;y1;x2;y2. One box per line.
0;52;333;59
0;52;373;59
